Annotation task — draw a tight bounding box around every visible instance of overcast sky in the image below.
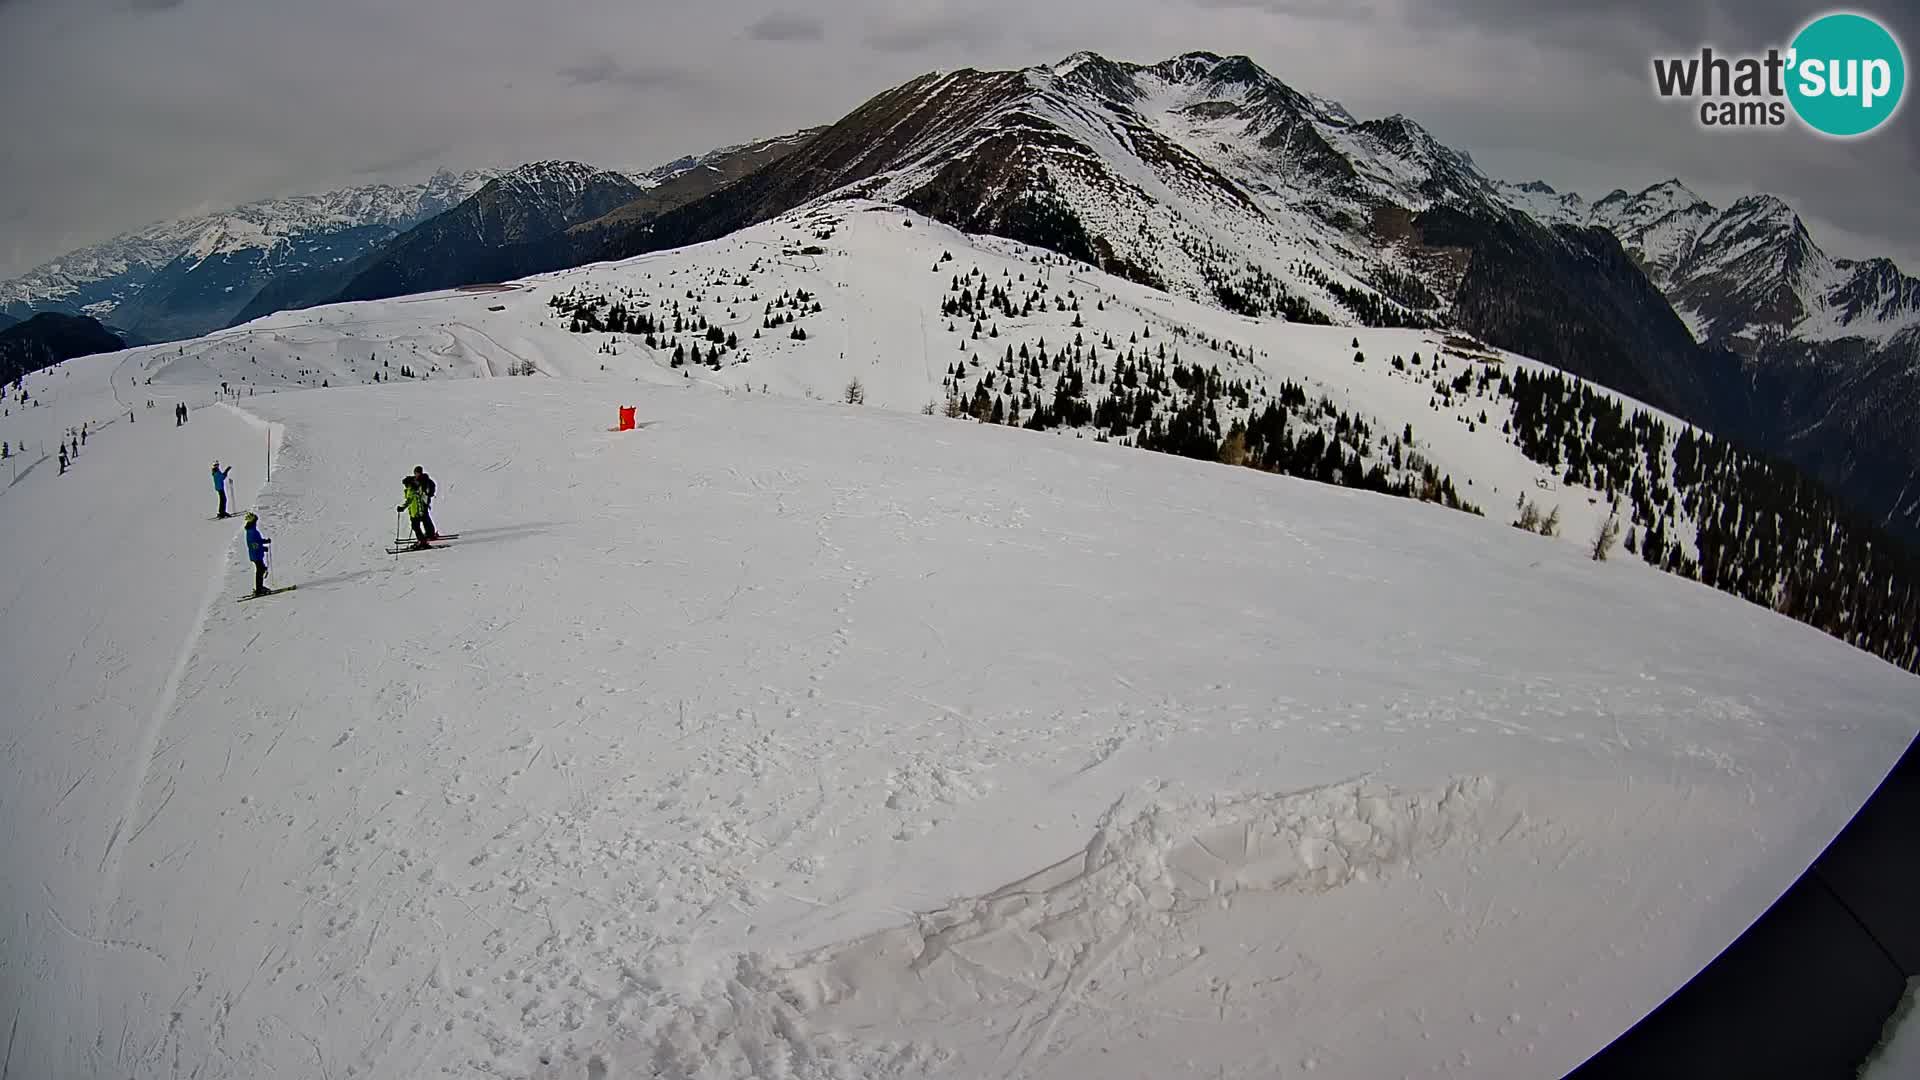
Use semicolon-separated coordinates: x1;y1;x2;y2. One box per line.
2;0;1915;277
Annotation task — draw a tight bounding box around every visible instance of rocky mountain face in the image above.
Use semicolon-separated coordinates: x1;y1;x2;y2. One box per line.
598;52;1510;320
0;170;495;341
327;162;651;304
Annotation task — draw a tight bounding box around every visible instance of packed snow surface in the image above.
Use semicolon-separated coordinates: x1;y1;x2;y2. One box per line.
1;209;1915;1080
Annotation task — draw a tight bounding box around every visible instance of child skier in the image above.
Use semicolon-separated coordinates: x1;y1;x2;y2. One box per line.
212;462;232;518
244;512;272;595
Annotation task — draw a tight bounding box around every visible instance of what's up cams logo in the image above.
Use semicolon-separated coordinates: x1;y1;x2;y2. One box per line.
1652;11;1906;136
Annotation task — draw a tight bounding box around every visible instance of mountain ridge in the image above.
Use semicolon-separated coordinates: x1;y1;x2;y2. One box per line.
228;132;822;322
0;169;498;341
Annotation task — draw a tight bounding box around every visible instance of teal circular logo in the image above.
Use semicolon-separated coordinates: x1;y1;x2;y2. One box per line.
1787;12;1906;136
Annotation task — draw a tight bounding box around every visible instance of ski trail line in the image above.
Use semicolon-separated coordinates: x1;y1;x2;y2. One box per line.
97;532;235;931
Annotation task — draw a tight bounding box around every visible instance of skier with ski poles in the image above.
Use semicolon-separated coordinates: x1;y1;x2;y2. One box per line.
212;461;233;518
399;474;434;550
244;512;272;596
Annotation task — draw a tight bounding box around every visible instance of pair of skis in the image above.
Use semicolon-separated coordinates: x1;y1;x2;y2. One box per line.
389;505;457;554
386;533;459;555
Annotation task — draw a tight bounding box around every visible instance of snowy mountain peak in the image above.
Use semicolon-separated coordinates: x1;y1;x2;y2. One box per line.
1712;193;1804;236
492;160;618;198
1645;177;1702;201
1356;114;1445;157
1050;50;1105;77
1593;178;1703;212
1691;194;1821;271
1589;179;1713;235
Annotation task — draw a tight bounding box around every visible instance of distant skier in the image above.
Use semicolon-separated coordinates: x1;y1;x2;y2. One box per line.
80;423;87;447
398;474;433;549
412;465;439;540
244;512;272;596
58;446;68;474
212;461;233;518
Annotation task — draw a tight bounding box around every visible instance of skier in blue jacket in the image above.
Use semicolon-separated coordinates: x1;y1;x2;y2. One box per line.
244;512;271;595
212;462;233;519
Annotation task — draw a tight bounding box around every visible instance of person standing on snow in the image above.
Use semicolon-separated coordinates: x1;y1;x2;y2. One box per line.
212;461;233;518
412;466;439;541
58;445;68;474
244;512;272;595
399;474;433;549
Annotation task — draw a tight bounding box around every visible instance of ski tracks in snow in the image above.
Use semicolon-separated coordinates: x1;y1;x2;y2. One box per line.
97;530;235;912
533;775;1521;1079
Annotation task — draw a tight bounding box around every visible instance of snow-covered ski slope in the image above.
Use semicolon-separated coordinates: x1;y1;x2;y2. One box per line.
1;206;1915;1079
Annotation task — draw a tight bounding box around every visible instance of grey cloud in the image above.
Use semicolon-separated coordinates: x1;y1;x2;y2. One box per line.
127;0;188;10
746;11;825;42
1191;0;1378;21
560;55;686;90
863;6;1004;54
351;145;451;179
1416;0;1915;75
1412;0;1717;50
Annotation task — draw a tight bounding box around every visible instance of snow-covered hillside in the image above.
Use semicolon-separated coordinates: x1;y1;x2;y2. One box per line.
94;203;1707;555
2;202;1915;1079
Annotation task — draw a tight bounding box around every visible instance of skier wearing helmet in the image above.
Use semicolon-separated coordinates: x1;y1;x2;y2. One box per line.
244;512;272;596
